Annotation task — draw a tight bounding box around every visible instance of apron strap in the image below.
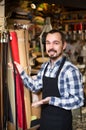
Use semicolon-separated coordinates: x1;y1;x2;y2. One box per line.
44;56;66;77
56;56;66;78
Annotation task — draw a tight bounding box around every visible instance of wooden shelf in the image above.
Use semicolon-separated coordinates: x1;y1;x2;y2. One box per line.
61;10;86;15
62;19;86;24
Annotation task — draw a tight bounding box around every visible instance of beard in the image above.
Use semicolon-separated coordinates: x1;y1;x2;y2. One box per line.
48;49;63;60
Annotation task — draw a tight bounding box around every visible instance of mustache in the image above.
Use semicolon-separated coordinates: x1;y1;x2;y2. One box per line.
48;49;57;53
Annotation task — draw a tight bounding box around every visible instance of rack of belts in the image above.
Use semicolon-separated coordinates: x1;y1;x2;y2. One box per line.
0;29;28;130
0;30;11;130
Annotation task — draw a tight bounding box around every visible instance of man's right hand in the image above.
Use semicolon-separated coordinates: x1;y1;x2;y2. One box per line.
14;61;24;74
8;62;24;74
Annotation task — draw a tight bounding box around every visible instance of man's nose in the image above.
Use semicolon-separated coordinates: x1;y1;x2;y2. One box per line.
49;43;53;48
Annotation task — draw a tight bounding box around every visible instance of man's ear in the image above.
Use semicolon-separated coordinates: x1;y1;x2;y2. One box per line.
63;41;67;51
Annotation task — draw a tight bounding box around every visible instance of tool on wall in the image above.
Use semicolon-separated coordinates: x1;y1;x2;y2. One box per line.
39;17;52;62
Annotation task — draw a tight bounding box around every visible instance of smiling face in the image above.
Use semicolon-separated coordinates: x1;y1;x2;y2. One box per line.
45;32;67;62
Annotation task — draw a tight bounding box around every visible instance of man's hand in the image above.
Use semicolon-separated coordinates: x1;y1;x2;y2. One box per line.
8;61;24;74
32;97;51;107
8;62;13;70
14;61;24;74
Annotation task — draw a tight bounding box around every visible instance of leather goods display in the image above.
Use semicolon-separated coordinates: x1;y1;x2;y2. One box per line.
9;31;27;130
15;29;31;128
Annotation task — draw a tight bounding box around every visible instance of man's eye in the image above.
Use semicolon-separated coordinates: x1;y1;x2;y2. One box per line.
46;42;50;44
54;42;58;44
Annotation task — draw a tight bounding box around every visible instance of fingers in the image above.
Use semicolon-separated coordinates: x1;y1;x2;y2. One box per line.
8;62;13;70
8;62;13;67
32;97;51;107
14;61;24;74
32;100;43;107
8;61;24;74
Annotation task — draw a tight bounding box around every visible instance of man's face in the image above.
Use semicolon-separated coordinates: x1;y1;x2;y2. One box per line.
45;32;66;61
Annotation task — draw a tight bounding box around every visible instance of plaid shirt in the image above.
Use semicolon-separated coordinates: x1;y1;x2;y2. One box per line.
21;57;84;110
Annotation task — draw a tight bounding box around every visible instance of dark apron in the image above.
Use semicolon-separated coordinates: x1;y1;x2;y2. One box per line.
40;57;72;130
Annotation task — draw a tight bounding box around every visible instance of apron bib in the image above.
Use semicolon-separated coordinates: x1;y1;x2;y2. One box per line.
40;57;72;130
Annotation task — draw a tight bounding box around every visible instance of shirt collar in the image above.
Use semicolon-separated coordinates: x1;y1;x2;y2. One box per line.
48;56;64;67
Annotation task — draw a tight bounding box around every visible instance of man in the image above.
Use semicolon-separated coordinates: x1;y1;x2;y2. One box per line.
14;29;84;130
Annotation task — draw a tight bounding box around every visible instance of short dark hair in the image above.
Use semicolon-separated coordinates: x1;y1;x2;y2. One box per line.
46;29;66;44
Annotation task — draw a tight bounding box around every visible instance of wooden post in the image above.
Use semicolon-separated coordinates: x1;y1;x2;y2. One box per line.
0;0;5;129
